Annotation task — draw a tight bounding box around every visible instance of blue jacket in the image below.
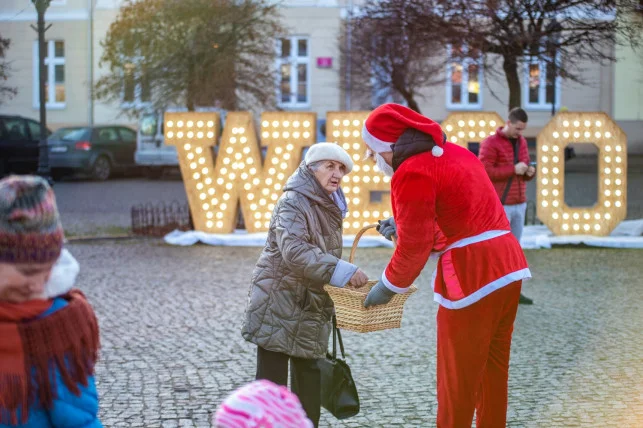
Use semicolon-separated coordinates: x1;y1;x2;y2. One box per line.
0;298;102;428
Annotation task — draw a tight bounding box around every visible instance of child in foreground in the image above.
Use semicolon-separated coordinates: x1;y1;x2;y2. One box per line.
213;380;313;428
0;175;102;427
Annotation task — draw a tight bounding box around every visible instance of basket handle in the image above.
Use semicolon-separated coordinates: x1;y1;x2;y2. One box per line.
349;223;397;264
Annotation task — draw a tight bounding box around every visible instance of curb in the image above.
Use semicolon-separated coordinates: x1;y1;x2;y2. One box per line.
66;235;156;243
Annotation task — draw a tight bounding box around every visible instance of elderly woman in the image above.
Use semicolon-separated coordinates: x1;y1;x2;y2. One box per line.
241;142;368;427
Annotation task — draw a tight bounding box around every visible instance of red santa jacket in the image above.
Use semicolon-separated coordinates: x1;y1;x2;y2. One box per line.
478;127;534;206
382;142;531;309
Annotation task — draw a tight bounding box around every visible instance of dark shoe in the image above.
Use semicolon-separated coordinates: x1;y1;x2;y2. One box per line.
519;294;533;305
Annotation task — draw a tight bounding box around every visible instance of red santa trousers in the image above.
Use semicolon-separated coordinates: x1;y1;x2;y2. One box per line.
436;281;521;428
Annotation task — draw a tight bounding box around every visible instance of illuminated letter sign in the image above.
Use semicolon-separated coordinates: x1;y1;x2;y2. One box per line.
165;112;221;232
327;112;392;234
537;112;627;236
440;112;504;149
169;111;628;238
166;111;316;233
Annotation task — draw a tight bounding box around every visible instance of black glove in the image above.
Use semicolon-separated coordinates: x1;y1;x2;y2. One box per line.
376;217;397;241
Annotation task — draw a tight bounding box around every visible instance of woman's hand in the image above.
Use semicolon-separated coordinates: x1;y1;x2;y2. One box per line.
349;269;369;287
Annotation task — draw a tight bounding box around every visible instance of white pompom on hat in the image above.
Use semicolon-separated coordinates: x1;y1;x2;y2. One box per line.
304;142;354;173
362;103;446;157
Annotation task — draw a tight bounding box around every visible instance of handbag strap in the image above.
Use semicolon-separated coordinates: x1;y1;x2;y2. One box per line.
501;139;520;205
331;314;346;360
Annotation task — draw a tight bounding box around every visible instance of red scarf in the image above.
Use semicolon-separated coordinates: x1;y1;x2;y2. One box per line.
0;290;100;425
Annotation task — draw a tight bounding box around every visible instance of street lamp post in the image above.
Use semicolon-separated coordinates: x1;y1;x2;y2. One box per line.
31;0;52;181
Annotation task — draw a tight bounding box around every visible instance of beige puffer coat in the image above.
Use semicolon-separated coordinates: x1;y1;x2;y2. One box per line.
241;163;355;359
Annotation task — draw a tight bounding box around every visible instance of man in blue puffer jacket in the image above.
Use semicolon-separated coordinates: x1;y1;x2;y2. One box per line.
0;175;102;427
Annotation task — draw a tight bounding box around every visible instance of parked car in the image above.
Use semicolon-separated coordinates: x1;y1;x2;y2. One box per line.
135;112;178;178
0;115;50;178
48;125;138;181
135;107;226;179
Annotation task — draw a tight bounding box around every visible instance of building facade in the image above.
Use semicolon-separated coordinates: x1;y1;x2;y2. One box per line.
613;8;643;152
0;0;641;151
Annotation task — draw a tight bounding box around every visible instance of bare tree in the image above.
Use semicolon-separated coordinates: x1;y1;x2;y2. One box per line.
355;0;643;110
440;0;643;109
95;0;284;116
0;35;17;105
341;1;446;113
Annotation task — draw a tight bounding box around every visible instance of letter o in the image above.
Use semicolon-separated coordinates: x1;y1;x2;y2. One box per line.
537;112;627;236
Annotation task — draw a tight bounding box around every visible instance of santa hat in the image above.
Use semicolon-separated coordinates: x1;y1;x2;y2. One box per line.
213;380;313;428
362;103;446;157
304;142;354;172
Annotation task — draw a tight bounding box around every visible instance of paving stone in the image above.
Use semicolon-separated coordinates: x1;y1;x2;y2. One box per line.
62;240;643;427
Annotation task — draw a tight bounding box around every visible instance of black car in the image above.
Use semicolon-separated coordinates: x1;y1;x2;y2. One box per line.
48;126;138;181
0;115;50;178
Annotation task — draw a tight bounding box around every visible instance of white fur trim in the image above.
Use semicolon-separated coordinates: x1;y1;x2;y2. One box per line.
432;145;444;157
381;270;412;294
436;230;510;255
304;142;354;172
433;268;532;309
44;249;80;298
362;125;394;153
429;229;529;309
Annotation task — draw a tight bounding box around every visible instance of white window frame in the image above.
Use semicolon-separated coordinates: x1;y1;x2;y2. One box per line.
120;58;152;109
445;45;483;110
50;0;67;5
32;40;66;110
276;36;311;109
522;56;561;111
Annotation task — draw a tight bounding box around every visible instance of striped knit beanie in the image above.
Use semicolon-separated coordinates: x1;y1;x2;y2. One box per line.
213;380;313;428
0;175;64;264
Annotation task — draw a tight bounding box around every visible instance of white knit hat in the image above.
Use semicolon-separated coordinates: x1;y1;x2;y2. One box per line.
304;142;354;172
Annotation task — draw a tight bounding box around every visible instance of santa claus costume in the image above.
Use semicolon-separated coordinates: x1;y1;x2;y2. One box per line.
362;104;531;427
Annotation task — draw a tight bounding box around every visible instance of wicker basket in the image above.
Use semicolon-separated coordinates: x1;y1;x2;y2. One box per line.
324;224;417;333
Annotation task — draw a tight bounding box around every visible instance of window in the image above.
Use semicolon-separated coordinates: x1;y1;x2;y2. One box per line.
26;120;42;141
32;40;66;109
277;37;310;108
122;61;151;107
51;128;90;141
96;128;120;144
523;57;560;110
2;118;28;141
446;45;483;110
139;114;159;137
118;128;137;143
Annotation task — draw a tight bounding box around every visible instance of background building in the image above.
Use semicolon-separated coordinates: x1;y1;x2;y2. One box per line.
0;0;641;152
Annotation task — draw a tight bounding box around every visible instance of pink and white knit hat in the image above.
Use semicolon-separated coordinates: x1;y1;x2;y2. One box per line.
213;380;314;428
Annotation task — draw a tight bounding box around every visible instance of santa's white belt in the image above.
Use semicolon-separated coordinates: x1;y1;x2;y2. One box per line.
434;229;510;258
431;229;530;310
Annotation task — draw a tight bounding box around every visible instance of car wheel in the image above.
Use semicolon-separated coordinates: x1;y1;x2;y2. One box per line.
145;167;164;179
92;156;112;181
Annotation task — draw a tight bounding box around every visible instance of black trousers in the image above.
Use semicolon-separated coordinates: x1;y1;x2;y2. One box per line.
256;346;321;427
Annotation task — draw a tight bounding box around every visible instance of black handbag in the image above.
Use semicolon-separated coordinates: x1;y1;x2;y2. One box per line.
319;315;360;419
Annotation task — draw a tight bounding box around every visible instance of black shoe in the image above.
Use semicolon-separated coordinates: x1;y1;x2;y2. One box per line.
519;294;533;305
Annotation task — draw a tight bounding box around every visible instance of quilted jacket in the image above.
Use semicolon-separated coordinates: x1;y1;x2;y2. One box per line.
241;162;355;359
479;127;534;205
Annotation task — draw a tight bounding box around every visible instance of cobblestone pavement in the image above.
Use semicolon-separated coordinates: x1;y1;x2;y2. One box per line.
70;240;643;427
53;160;643;235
